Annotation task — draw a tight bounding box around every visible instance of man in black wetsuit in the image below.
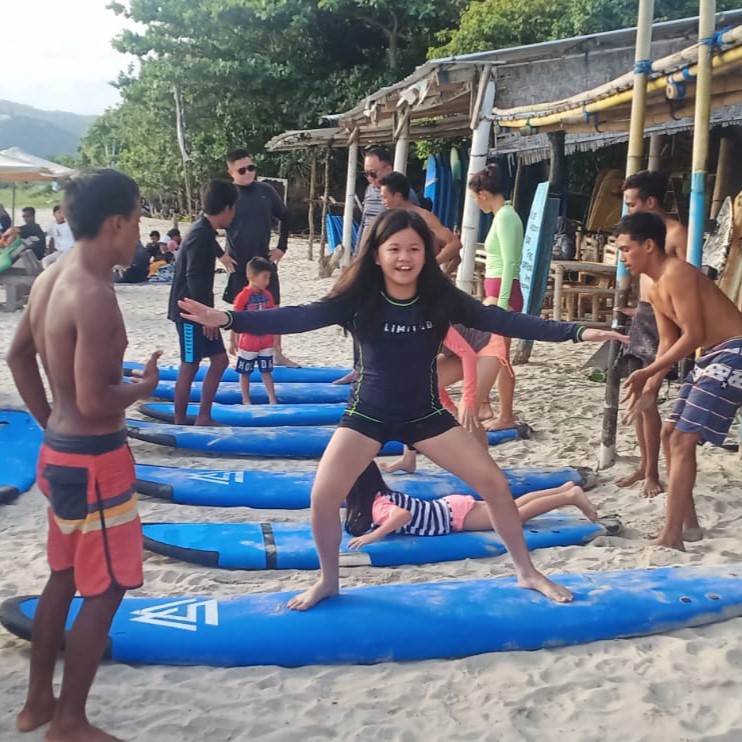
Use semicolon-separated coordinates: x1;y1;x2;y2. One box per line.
223;147;297;366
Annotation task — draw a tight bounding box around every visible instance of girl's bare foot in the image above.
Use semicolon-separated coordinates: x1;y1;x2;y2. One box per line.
379;456;416;474
193;417;225;427
518;572;573;603
641;477;664;498
332;370;357;385
483;416;516;432
46;720;123;741
652;533;686;551
286;579;339;611
683;527;704;542
568;486;599;522
16;695;56;732
615;468;645;488
478;403;494;421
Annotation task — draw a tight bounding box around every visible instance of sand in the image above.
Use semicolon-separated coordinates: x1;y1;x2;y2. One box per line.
1;215;742;741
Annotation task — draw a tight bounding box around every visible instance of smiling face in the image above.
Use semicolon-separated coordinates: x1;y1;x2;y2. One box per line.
374;226;425;295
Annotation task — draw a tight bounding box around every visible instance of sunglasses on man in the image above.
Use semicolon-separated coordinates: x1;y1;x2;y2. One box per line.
237;164;257;175
362;170;378;179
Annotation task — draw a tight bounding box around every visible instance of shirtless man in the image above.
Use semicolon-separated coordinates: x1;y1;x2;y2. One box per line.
619;212;742;551
380;171;462;273
617;171;687;497
6;169;161;741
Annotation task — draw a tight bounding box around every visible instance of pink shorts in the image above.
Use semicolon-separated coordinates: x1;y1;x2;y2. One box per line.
441;494;477;531
477;333;507;359
484;278;524;312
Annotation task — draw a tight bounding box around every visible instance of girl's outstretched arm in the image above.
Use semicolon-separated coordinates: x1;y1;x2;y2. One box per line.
347;507;412;549
179;296;350;336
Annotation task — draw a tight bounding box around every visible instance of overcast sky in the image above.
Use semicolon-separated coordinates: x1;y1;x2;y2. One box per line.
4;0;137;115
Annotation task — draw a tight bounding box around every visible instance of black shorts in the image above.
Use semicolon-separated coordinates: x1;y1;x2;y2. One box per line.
223;261;280;305
176;320;226;364
338;410;459;446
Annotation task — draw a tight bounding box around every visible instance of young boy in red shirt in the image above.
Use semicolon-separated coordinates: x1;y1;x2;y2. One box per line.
230;256;278;404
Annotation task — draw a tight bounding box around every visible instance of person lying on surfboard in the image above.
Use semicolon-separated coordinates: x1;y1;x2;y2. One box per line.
179;208;627;610
344;460;598;548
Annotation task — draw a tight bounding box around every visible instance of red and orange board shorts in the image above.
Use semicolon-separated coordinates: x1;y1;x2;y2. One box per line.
37;429;143;597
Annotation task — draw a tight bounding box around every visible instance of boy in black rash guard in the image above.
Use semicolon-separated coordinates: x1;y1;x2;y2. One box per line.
180;209;627;610
168;180;237;425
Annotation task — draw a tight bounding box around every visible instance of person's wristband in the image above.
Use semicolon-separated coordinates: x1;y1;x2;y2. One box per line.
221;310;235;330
573;325;586;343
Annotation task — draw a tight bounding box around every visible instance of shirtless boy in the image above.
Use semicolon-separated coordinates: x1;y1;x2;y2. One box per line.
617;170;687;497
380;171;463;273
619;211;742;551
6;168;161;741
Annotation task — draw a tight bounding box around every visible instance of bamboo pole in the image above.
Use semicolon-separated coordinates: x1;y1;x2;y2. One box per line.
599;0;654;471
648;134;664;170
393;109;411;173
688;0;717;268
342;129;360;268
457;67;495;294
319;148;331;262
307;150;317;260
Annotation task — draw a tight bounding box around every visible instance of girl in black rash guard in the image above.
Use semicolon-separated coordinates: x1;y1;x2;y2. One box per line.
179;209;627;611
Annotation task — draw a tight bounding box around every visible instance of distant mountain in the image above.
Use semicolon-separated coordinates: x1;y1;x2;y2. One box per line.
0;100;97;158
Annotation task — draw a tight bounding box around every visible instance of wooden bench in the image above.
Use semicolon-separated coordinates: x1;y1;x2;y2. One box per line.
0;251;42;312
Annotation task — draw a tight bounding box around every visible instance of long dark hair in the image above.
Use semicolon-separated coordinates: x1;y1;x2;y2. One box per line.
344;461;391;536
327;209;467;342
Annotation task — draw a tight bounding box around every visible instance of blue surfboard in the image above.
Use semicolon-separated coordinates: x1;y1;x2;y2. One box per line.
4;565;742;667
134;463;586;508
126;419;525;458
142;514;603;570
423;155;439;213
124;361;350;384
0;409;42;504
140;402;347;427
150;379;351;405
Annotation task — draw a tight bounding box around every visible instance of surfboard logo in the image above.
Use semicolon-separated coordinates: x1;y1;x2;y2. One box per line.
184;471;244;486
130;598;219;631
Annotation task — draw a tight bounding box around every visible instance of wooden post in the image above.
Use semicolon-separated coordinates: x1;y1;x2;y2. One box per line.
457;65;495;294
648;133;664;170
710;135;734;219
307;150;317;260
548;131;567;211
599;0;654;470
319;148;331;261
688;0;717;268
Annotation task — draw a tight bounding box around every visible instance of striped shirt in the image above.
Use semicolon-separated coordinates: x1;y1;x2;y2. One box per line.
373;490;452;536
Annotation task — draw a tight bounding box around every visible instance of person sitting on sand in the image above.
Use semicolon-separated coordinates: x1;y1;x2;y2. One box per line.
344;460;598;548
229;256;278;405
620;212;742;551
168;179;237;425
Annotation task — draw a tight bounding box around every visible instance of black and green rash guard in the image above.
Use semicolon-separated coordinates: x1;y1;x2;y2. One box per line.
224;291;584;424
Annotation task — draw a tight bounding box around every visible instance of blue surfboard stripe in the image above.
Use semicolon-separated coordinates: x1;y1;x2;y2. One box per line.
140;402;348;427
4;565;742;666
134;463;586;508
124;361;351;384
149;379;351;405
142;514;603;570
126;418;521;458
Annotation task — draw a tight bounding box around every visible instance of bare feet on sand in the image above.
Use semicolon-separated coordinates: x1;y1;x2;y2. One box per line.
478;403;494;421
16;696;56;732
568;486;599;522
287;579;339;611
641;477;664;498
683;527;704;542
482;416;516;432
379;457;416;474
518;572;573;603
615;468;645;488
46;721;123;741
651;532;686;551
